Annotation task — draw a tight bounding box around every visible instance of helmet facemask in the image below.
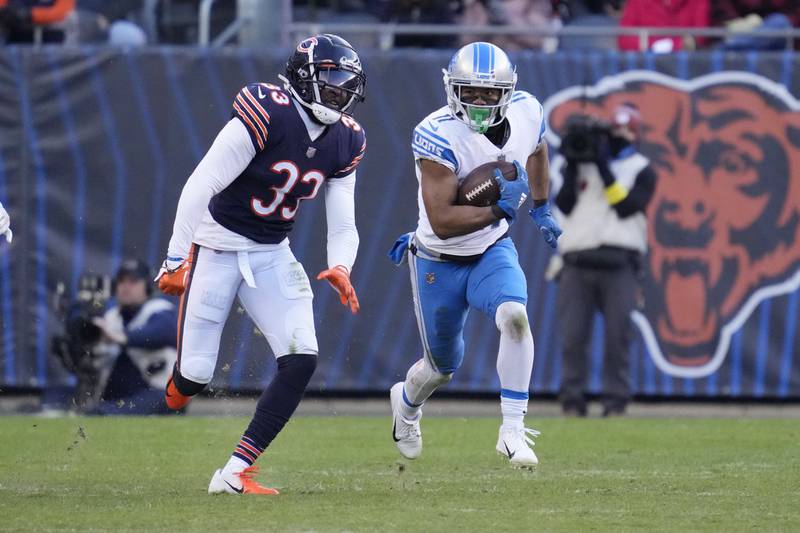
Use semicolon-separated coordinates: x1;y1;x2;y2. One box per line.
282;65;365;125
311;65;365;112
445;79;515;134
282;35;366;125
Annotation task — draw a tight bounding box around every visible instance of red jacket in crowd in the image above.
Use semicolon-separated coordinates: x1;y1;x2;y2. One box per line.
618;0;710;51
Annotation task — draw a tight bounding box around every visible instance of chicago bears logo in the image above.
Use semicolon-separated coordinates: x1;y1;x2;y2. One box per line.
297;37;318;54
544;71;800;378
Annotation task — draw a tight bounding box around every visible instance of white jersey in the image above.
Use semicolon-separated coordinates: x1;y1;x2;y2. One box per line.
552;151;650;254
411;91;546;256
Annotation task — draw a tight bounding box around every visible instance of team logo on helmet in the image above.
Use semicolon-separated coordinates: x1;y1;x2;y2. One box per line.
297;37;318;53
339;56;361;72
544;71;800;378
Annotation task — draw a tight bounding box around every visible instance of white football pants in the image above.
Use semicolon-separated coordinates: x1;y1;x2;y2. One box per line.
177;244;318;384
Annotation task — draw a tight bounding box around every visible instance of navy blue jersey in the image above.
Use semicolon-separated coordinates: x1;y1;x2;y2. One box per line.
208;82;366;244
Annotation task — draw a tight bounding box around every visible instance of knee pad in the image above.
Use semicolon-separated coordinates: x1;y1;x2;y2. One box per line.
172;363;209;396
275;354;318;393
435;371;453;386
408;358;453;388
177;356;216;386
495;301;531;342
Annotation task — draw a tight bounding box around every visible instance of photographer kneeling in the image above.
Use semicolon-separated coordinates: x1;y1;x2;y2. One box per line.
89;259;178;415
553;105;657;417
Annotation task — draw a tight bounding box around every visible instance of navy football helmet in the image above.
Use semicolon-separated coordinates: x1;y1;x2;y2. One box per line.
281;34;366;125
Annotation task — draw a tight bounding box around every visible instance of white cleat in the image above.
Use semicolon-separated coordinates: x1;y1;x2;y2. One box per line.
496;425;540;467
390;382;422;459
208;465;279;495
208;468;240;495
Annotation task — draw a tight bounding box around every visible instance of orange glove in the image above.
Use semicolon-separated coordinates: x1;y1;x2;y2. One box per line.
317;265;359;314
156;256;193;296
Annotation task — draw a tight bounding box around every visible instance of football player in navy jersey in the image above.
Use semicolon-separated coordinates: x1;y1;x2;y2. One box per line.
155;34;366;495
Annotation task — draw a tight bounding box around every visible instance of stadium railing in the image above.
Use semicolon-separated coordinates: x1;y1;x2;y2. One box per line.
195;3;800;51
286;23;800;51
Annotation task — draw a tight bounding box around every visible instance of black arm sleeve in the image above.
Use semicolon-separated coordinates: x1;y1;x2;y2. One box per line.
554;161;579;215
612;165;657;218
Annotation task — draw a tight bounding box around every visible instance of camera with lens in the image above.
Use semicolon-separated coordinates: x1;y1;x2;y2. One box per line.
51;273;112;410
559;114;612;162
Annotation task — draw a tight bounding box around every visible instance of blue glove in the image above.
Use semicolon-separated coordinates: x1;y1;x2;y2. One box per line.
387;232;412;266
494;160;530;221
529;203;562;249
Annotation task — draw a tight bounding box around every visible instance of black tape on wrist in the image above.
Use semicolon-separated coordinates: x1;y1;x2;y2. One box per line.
491;204;508;220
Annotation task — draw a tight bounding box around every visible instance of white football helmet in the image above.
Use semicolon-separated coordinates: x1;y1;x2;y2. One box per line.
443;42;517;134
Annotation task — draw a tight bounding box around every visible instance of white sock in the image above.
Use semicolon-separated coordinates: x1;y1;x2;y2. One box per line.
222;456;249;475
495;302;534;428
401;358;452;419
500;396;528;429
399;385;422;420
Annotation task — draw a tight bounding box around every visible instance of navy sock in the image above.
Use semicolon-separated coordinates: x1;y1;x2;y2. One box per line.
171;363;207;396
232;354;317;464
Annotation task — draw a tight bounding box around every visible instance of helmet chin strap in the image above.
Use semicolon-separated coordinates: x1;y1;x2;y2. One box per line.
309;76;342;124
310;103;341;125
280;75;342;125
298;97;341;125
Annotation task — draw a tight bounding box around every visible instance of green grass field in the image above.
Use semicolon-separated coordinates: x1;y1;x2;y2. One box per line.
1;415;797;532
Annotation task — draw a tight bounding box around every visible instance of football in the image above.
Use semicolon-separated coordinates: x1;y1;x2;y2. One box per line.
456;160;517;207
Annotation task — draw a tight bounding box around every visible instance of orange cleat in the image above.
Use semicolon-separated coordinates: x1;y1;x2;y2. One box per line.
208;465;279;495
237;466;280;495
164;376;192;411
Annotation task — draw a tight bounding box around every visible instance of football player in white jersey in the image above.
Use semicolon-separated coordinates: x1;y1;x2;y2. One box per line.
388;42;561;467
0;201;11;243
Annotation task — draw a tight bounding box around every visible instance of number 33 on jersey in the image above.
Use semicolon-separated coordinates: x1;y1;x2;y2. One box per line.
209;82;366;244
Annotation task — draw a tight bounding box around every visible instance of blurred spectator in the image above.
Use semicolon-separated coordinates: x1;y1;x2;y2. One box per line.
91;259;177;414
552;106;657;417
77;0;143;21
458;0;490;43
0;0;75;43
711;0;800;27
618;0;710;52
379;0;459;48
60;0;147;45
555;0;622;50
553;0;622;19
711;0;797;51
108;19;146;45
315;0;383;50
50;259;177;415
458;0;557;51
58;8;105;44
